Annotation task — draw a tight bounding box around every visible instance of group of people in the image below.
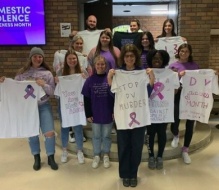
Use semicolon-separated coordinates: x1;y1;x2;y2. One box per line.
0;15;204;188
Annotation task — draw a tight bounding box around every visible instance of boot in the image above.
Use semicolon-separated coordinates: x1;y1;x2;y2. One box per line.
33;154;41;171
48;155;58;170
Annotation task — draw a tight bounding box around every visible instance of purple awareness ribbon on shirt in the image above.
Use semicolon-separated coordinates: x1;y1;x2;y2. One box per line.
24;85;36;99
150;82;164;100
128;112;140;127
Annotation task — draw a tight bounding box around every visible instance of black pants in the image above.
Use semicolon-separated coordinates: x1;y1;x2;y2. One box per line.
146;123;167;158
170;89;194;147
117;126;146;178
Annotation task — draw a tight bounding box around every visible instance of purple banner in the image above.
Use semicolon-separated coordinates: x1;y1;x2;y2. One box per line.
0;0;45;45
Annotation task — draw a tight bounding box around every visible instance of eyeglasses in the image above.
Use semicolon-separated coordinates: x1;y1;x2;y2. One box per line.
124;54;135;58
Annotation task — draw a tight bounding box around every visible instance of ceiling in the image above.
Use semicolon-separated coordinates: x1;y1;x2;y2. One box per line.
84;0;178;16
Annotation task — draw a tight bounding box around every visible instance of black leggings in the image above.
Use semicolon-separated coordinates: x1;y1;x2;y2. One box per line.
170;89;195;148
146;123;167;158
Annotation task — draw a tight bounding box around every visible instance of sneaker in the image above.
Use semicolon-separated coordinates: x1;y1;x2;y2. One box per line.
77;151;85;164
171;136;179;148
92;156;100;169
83;136;86;142
148;157;156;170
61;150;68;163
111;128;116;134
182;151;191;164
156;157;163;170
103;155;110;168
69;133;75;143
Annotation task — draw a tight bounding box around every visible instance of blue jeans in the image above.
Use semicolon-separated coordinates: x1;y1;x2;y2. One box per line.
28;102;55;156
61;125;83;151
91;122;113;156
58;99;83;151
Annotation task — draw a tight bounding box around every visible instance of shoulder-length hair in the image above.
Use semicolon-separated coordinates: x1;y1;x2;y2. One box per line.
119;44;141;68
17;55;51;75
95;30;118;67
147;49;170;68
175;43;193;62
69;35;84;52
62;50;82;76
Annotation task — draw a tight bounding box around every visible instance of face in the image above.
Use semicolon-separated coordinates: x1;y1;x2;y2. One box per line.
141;34;150;49
179;47;190;60
73;39;83;53
86;16;97;30
100;34;110;47
124;52;136;68
95;59;107;74
152;53;163;68
31;54;43;68
66;54;78;69
130;21;139;32
164;21;173;35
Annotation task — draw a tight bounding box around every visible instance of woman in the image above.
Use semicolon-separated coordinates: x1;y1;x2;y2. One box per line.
55;50;86;164
146;49;179;170
169;43;199;164
130;19;141;33
140;31;155;69
107;44;155;187
82;55;114;169
15;47;58;171
88;30;120;73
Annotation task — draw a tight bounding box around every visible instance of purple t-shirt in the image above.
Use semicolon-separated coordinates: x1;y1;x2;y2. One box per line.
169;61;199;72
141;49;149;69
81;73;114;124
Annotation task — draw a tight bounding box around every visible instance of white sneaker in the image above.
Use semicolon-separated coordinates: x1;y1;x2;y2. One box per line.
77;151;85;164
182;152;191;164
83;136;86;142
92;156;100;169
111;128;116;134
61;150;68;163
171;136;179;148
69;133;75;143
103;155;110;168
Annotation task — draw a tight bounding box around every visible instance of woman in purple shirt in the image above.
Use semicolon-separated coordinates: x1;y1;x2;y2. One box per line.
169;43;199;164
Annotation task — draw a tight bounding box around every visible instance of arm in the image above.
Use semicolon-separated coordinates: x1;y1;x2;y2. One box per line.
107;69;115;86
83;96;93;123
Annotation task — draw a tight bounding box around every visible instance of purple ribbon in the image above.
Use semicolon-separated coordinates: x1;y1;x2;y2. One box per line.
24;85;36;99
150;82;164;100
128;112;140;127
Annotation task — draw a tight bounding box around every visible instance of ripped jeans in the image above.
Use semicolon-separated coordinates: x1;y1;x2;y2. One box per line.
28;102;56;156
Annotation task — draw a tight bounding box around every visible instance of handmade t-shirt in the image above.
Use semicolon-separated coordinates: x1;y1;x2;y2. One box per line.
54;74;86;127
149;69;180;123
113;31;142;50
111;70;151;130
0;78;45;138
77;30;103;55
179;69;219;123
155;36;185;64
81;73;114;124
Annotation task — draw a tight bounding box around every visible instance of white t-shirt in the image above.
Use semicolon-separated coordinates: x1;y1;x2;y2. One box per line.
149;69;180;123
54;74;87;128
0;78;45;138
179;69;219;123
111;70;151;130
155;36;185;64
77;30;103;55
53;50;88;76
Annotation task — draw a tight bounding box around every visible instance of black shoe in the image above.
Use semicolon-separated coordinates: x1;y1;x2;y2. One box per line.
130;178;138;187
33;154;41;171
123;178;130;187
48;155;58;170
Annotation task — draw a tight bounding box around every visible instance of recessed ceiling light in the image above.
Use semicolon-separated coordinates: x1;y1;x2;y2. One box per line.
123;10;130;12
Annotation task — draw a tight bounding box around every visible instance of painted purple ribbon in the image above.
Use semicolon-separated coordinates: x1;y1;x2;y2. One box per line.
24;85;36;99
150;82;164;100
128;112;140;127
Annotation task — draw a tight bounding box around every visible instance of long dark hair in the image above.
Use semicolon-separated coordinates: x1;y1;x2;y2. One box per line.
157;19;177;38
140;31;155;51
